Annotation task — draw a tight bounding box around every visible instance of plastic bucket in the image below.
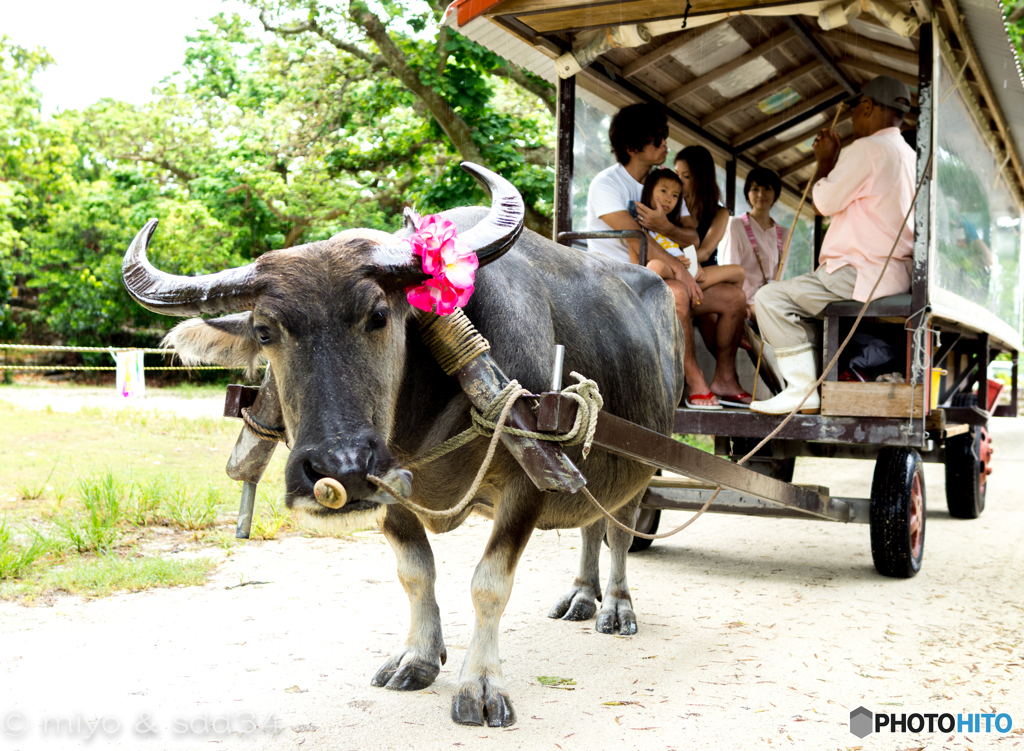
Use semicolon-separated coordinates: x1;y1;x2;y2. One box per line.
986;378;1004;411
930;368;946;409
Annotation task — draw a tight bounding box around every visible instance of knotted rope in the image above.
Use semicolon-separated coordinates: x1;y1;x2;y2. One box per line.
240;407;289;445
369;372;605;519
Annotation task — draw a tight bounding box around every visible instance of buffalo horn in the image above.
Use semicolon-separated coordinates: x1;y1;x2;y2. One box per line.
121;219;259;317
373;163;525;287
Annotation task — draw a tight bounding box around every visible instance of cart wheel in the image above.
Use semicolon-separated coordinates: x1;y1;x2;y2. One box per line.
944;392;990;520
870;448;925;578
627;506;661;552
742;456;795;483
602;500;661;552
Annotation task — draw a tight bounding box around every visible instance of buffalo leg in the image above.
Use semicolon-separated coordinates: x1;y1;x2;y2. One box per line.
451;498;540;727
595;490;642;636
372;506;447;691
547;517;605;622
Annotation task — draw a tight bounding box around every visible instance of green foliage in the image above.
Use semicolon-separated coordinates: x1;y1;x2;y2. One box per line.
1;4;556;348
0;517;52;579
1003;0;1024;59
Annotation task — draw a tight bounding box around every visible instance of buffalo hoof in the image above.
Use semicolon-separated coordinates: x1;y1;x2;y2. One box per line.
548;586;598;622
595;597;637;636
451;681;516;727
371;649;444;691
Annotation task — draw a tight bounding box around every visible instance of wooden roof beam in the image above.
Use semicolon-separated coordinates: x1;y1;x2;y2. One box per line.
785;17;860;95
756;110;854;161
621;19;731;79
839;58;918;88
700;59;821;129
664;29;797;105
732;85;847;148
818;29;920;67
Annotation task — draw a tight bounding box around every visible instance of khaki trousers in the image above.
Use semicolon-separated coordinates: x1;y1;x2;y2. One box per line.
754;265;858;349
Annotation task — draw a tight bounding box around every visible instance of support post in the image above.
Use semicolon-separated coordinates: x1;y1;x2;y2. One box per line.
813;214;824;269
725;158;737;215
1012;352;1019;415
554;75;576;244
912;23;934;318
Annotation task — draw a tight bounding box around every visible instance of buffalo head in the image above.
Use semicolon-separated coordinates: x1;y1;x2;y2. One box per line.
122;163;524;530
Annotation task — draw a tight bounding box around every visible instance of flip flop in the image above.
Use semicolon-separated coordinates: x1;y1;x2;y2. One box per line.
714;392;753;408
684;392;722;410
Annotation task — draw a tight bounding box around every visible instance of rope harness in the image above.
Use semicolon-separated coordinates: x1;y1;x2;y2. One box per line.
241;406;289;446
365;363;717;540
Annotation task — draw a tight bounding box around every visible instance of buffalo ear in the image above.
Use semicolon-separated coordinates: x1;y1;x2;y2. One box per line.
162;313;264;381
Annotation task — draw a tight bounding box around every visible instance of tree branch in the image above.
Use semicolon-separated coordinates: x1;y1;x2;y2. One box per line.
523;202;552;239
490;64;556;116
112;154;195;183
259;8;382;66
517;145;554;166
348;3;487;166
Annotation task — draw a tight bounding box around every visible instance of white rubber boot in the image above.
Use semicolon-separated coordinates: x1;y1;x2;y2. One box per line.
750;343;821;415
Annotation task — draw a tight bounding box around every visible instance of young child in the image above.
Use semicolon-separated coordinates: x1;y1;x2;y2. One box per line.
638;168;745;291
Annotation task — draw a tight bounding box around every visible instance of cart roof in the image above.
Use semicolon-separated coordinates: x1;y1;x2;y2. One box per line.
445;0;1024;206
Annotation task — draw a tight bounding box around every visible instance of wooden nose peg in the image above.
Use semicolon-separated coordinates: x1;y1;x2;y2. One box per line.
314;477;347;509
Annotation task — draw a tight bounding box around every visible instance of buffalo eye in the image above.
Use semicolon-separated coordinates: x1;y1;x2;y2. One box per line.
367;305;390;331
254;326;272;346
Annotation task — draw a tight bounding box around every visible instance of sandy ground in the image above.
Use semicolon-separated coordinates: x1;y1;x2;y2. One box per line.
1;386;1022;750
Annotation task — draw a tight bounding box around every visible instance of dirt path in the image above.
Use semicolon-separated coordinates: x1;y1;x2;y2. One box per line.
1;388;1022;750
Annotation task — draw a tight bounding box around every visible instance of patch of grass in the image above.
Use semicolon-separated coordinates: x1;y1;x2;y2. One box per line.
0;518;53;579
127;476;172;527
15;456;60;501
164;482;224;532
19;554;218;599
164;381;234;400
674;433;714;453
50;470;129;553
249;489;293;541
0;400;288;518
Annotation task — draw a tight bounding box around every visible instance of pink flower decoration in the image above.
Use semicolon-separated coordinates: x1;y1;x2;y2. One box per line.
404;213;478;315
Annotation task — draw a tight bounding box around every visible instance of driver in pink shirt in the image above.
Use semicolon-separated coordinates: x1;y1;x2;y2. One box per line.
751;76;916;415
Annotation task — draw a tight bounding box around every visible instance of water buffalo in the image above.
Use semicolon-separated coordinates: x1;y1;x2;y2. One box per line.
121;164;683;727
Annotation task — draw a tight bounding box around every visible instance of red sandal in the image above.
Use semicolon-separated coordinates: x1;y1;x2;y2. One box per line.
684;392;722;410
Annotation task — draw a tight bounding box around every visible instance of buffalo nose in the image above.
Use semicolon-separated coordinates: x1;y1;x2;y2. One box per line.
289;433;391;505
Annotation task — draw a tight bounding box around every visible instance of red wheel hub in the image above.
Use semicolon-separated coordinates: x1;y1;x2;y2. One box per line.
909;471;924;559
979;427;994;493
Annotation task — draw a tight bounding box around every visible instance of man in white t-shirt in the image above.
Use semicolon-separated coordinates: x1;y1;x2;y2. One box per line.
586;104;700;273
586;103;750;410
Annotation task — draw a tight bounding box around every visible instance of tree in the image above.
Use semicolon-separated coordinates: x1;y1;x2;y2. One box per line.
252;0;556;236
0;5;558;348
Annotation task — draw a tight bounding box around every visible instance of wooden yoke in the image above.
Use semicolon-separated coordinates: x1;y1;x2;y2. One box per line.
417;309;586;494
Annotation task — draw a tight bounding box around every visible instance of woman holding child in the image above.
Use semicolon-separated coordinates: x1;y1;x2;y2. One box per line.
635;144;750;408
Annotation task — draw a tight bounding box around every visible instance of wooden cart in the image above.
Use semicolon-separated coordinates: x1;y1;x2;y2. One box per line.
433;0;1022;576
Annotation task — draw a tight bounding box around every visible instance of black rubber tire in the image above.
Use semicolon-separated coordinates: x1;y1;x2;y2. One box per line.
742;456;796;483
944;392;987;519
945;426;986;519
602;501;661;552
627;506;661;553
870;447;926;578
